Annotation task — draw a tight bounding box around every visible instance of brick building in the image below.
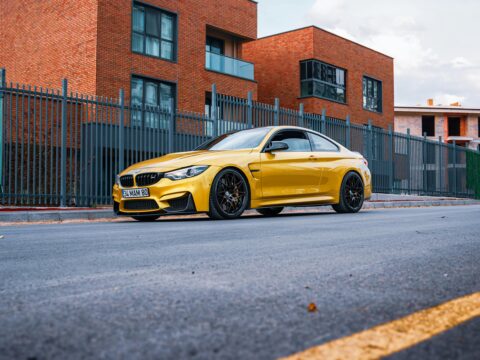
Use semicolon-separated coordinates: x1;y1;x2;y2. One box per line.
243;26;394;128
395;100;480;151
0;0;258;114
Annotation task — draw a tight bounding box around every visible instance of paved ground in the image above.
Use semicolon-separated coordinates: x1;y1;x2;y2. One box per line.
0;206;479;360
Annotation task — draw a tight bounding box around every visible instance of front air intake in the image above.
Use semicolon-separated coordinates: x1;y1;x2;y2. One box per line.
123;199;159;211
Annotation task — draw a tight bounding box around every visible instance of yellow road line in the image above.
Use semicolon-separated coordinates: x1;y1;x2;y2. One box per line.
280;292;480;360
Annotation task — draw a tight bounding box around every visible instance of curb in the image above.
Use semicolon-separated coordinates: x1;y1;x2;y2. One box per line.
0;209;115;223
0;199;479;223
363;199;480;209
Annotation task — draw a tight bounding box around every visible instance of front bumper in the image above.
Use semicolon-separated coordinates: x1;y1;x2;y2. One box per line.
112;166;219;216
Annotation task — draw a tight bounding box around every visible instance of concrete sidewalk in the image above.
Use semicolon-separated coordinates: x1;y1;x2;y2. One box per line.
0;194;479;223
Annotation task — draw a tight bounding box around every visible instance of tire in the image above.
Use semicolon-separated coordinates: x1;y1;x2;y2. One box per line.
131;215;160;222
332;171;364;213
256;207;284;216
208;168;249;220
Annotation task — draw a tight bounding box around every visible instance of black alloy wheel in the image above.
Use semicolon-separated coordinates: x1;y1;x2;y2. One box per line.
208;168;249;220
256;207;284;216
332;171;364;213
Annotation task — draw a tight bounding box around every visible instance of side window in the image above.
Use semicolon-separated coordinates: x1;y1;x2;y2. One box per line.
270;130;311;152
308;132;339;152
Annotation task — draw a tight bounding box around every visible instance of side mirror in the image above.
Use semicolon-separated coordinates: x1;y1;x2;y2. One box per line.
265;141;289;153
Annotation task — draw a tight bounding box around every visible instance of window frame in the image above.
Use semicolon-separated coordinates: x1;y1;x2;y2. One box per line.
421;115;435;137
262;129;313;153
206;36;225;55
131;1;177;62
306;131;340;152
362;76;383;113
299;59;347;105
262;129;341;153
447;117;461;137
130;74;177;129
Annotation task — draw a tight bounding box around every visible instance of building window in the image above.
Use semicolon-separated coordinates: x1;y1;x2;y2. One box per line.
206;36;225;73
300;60;346;103
478;117;480;137
132;3;176;61
448;117;460;136
422;116;435;136
130;76;175;129
363;76;382;113
206;36;224;55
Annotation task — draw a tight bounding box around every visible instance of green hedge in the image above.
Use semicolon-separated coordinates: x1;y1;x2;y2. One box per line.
466;151;480;199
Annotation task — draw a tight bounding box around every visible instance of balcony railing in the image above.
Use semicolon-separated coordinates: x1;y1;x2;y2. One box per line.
205;51;254;81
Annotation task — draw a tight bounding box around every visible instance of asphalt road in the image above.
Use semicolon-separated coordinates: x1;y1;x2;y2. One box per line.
1;205;479;360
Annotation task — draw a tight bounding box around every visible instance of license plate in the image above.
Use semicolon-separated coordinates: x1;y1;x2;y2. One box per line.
122;188;149;198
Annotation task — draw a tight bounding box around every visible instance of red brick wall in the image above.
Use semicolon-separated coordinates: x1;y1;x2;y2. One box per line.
95;0;258;112
0;0;98;94
1;0;258;112
243;27;394;128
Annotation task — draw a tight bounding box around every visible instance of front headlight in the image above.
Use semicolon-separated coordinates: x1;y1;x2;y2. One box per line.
165;166;209;181
115;174;121;186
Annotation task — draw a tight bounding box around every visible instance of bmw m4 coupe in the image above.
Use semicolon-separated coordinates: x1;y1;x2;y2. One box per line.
112;126;371;221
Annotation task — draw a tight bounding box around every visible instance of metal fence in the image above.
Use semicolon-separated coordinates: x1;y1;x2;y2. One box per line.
1;72;479;206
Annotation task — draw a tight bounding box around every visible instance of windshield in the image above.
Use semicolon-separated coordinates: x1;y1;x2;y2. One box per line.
196;127;271;151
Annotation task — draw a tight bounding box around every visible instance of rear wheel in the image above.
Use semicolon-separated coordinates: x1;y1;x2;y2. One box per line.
256;207;284;216
208;168;249;220
131;215;160;222
332;172;364;213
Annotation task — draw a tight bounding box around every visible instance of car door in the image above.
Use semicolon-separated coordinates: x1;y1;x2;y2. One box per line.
260;129;322;199
307;132;344;196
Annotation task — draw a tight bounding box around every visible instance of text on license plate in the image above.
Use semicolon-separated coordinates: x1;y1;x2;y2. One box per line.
122;188;149;198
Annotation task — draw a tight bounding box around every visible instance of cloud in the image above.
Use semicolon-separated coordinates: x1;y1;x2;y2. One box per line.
450;57;473;69
306;0;480;106
433;94;466;106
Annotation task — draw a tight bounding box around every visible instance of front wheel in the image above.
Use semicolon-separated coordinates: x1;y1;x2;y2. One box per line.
131;215;160;222
208;168;249;220
256;207;284;217
332;171;364;213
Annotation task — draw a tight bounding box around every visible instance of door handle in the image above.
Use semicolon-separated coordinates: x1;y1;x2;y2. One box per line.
308;155;317;161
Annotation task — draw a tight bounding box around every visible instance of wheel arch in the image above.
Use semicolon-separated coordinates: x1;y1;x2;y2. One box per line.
213;166;253;209
335;168;365;204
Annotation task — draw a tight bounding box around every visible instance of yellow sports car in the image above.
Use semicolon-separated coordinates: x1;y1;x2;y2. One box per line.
112;126;371;221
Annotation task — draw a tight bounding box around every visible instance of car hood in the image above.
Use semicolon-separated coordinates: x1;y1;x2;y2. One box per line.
121;149;253;174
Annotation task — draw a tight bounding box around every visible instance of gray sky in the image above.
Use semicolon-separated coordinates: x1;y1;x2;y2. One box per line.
257;0;480;107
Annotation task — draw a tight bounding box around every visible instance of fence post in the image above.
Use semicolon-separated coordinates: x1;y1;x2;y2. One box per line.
388;124;394;192
60;78;68;207
407;128;411;194
423;132;427;195
247;91;253;129
0;68;5;192
438;136;442;193
168;98;175;153
118;89;125;171
211;84;218;137
274;98;280;126
345;115;351;149
321;109;326;134
367;119;373;163
298;103;304;127
453;140;457;197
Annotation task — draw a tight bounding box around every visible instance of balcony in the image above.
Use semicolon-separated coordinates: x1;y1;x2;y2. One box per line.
205;51;254;81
